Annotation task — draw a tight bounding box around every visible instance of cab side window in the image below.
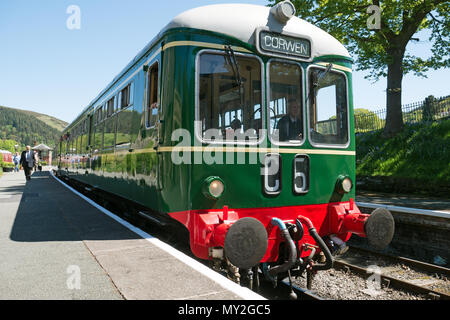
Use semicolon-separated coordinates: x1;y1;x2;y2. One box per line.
146;62;159;128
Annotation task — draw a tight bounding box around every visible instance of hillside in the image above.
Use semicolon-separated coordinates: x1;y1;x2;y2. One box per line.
356;119;450;196
0;105;68;148
15;109;68;132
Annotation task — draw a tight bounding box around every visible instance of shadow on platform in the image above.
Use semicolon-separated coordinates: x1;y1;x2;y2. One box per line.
9;171;141;243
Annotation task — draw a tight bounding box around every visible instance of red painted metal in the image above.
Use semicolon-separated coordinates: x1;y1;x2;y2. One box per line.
168;199;370;262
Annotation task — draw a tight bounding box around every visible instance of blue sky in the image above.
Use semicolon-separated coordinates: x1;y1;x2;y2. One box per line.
0;0;448;123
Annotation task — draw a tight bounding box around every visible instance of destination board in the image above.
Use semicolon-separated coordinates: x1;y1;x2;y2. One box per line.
259;31;311;59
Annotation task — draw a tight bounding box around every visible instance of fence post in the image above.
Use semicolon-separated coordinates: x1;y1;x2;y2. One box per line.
423;95;435;122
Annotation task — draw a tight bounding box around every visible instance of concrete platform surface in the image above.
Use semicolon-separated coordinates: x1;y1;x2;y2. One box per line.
0;170;261;300
356;190;450;213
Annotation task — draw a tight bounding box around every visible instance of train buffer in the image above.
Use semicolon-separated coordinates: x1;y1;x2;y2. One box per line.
0;170;263;300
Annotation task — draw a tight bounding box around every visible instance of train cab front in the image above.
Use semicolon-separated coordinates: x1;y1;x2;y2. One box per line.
166;43;396;286
165;1;396;289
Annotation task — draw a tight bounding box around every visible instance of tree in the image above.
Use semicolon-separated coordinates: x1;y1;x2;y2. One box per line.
268;0;449;136
0;139;19;153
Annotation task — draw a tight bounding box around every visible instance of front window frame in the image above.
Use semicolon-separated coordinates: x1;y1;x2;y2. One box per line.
195;49;266;146
266;58;306;147
306;65;350;149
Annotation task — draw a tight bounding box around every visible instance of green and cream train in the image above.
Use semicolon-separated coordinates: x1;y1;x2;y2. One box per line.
55;2;394;285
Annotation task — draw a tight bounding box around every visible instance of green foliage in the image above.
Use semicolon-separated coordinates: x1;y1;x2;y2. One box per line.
0;139;20;153
356;119;450;183
354;108;384;132
0;106;66;148
268;0;450;81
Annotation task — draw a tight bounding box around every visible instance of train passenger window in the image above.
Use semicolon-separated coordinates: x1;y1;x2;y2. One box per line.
107;97;115;117
93;122;103;153
120;83;133;110
76;135;81;154
81;119;89;153
308;67;348;146
95;105;103;124
146;62;159;128
268;61;303;144
104;115;116;149
197;51;262;143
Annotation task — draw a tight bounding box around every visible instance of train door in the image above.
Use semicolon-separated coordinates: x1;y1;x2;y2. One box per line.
86;113;93;171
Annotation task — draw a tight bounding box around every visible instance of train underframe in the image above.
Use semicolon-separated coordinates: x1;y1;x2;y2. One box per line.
169;201;395;290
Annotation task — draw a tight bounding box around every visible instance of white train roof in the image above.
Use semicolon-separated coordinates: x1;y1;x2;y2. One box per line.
163;3;350;60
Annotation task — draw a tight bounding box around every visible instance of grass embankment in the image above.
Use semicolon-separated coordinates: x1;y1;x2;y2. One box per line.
356;119;450;197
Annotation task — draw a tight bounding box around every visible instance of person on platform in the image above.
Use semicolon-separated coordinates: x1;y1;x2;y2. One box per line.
20;146;35;181
33;150;39;172
13;152;20;172
276;97;303;142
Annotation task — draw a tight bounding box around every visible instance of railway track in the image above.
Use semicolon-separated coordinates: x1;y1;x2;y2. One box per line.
333;246;450;300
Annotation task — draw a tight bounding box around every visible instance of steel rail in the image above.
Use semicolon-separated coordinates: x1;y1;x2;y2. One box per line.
348;246;450;277
333;260;450;300
279;279;325;300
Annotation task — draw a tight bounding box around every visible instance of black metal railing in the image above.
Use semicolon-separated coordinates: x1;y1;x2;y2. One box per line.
355;95;450;133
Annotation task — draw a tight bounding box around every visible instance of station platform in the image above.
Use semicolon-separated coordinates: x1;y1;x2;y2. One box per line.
356;190;450;213
0;170;263;300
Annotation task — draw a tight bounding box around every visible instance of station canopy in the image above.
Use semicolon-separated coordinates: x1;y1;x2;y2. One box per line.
32;144;53;151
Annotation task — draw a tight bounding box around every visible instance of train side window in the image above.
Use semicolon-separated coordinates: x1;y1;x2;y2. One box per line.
95;105;103;124
308;67;348;146
87;114;94;148
81;118;89;153
94;121;103;153
120;83;133;110
146;62;159;128
107;97;115;117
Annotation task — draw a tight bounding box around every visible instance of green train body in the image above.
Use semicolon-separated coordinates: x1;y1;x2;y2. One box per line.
55;3;394;278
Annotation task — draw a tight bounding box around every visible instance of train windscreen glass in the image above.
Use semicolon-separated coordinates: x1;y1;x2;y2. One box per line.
268;61;303;144
198;52;262;142
308;68;348;145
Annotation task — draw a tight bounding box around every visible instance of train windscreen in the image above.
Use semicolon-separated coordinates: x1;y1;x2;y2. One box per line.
198;52;263;143
308;67;348;146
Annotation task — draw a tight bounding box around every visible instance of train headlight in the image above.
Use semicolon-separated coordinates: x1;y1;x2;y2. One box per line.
203;176;225;199
336;175;353;194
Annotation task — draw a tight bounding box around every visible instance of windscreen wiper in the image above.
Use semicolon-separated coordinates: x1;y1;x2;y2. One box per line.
315;63;333;86
225;45;245;107
225;45;243;88
305;63;333;105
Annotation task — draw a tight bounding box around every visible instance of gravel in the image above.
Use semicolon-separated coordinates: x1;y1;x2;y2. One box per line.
290;247;450;300
292;268;428;300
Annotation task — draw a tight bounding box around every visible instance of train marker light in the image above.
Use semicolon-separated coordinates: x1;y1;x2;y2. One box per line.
203;176;225;199
336;175;353;194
